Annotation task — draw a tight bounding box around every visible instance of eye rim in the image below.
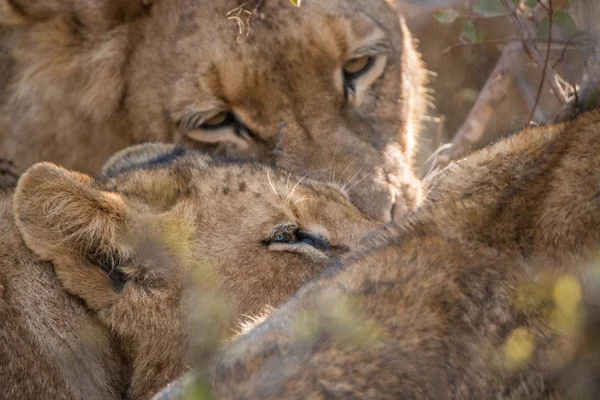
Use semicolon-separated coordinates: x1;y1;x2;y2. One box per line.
180;110;265;145
264;224;330;252
342;55;375;82
199;111;238;130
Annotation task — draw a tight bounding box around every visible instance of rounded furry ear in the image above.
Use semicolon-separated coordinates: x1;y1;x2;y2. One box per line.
101;143;181;178
13;162;129;263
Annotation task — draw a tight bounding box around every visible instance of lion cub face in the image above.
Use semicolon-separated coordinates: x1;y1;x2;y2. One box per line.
125;0;425;222
13;145;377;333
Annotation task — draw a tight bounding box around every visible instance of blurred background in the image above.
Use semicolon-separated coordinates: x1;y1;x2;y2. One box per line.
394;0;599;174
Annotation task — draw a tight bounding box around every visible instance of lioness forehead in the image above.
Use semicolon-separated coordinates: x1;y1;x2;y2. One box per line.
160;0;399;120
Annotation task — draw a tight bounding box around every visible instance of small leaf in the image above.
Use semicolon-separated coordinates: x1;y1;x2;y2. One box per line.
463;21;477;42
472;0;509;18
525;0;538;8
433;8;460;24
537;11;578;39
476;31;489;43
588;89;600;109
536;16;550;39
553;10;578;37
290;0;301;6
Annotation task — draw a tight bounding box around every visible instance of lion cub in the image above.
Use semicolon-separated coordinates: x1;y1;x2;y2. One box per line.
153;110;600;399
1;144;376;400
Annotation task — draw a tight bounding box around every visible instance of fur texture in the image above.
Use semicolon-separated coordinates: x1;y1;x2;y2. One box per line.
156;110;600;398
1;144;376;399
0;0;427;222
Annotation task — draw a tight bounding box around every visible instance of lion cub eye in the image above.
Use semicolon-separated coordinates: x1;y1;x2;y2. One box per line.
343;56;374;81
265;224;330;252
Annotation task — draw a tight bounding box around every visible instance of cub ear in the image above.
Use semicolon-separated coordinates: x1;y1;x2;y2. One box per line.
0;0;153;27
13;163;132;308
101;143;181;178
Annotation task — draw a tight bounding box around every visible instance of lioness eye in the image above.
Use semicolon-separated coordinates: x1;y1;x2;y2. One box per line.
343;56;374;80
200;112;236;129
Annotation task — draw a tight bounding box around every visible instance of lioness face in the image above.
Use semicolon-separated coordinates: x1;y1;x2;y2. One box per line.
14;145;377;334
126;0;425;222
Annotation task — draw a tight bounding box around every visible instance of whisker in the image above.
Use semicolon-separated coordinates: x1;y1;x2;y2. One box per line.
346;172;372;193
266;170;279;198
286;169;293;193
329;141;340;185
341;161;366;193
293;196;308;205
286;174;309;206
338;155;362;185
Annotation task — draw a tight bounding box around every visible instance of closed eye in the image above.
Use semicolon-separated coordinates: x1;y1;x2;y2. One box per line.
264;224;330;252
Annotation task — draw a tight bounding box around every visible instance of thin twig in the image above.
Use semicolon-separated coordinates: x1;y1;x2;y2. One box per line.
515;70;548;122
442;37;591;55
434;43;523;167
528;0;553;122
225;0;264;43
502;0;570;104
535;0;550;13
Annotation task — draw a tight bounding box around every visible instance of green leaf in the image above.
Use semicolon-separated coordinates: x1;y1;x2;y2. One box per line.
433;8;460;24
476;31;489;43
290;0;301;6
536;16;550;39
463;21;477;42
588;89;600;109
537;11;578;39
472;0;509;17
525;0;538;8
553;10;578;37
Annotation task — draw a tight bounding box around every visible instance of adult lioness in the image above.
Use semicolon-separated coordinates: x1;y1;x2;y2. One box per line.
0;0;427;222
152;110;600;398
1;145;376;400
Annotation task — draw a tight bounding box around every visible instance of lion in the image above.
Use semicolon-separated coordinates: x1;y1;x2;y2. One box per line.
0;0;427;222
1;144;377;399
149;109;600;399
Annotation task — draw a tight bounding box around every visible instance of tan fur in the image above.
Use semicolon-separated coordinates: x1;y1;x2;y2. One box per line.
1;145;376;399
0;0;427;222
151;110;600;399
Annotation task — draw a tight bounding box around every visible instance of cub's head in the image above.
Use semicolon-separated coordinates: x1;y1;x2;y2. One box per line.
128;0;426;222
12;144;377;331
1;0;426;222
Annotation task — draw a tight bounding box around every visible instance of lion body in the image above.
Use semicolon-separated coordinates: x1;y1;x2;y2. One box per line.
1;144;376;399
153;110;600;399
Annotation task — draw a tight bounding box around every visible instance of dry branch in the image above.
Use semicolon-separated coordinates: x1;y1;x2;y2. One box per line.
501;0;571;105
434;43;523;167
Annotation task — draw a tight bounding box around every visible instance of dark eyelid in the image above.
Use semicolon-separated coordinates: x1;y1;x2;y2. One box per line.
264;224;298;245
353;41;390;57
296;231;330;252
